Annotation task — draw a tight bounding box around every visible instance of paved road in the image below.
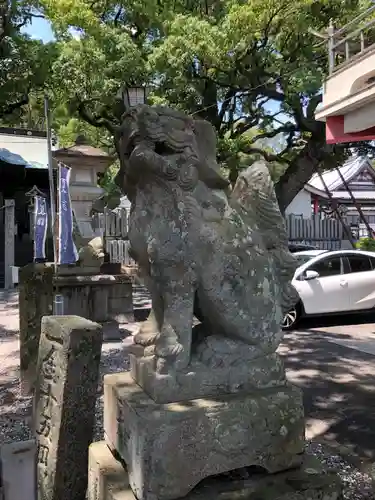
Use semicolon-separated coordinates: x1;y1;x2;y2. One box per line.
279;313;375;467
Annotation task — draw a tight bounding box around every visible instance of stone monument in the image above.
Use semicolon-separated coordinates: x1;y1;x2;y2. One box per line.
89;104;342;500
34;315;103;500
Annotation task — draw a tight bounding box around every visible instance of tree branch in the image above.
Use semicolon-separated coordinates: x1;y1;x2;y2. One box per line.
0;92;30;118
233;5;288;70
218;89;236;128
192;71;236;90
241;145;291;164
76;98;117;133
256;84;285;103
246;123;295;144
15;12;46;30
306;94;322;120
230;116;258;138
0;7;8;42
114;7;123;25
260;4;289;45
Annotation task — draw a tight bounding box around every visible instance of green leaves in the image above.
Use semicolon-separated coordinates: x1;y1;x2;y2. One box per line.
0;1;58;119
3;0;373;205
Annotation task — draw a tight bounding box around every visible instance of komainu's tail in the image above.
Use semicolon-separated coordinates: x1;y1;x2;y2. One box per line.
231;160;299;314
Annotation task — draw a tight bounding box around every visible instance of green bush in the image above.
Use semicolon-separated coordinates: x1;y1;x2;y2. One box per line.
355;237;375;251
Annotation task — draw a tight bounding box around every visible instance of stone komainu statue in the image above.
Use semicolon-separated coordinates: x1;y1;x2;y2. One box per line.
116;105;298;372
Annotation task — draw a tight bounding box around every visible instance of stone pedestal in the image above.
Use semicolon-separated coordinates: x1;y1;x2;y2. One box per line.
88;441;129;500
88;441;343;500
19;263;133;395
99;345;343;500
19;263;54;394
130;351;287;403
104;371;305;500
55;274;133;323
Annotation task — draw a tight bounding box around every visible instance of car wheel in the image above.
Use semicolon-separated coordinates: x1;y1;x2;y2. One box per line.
282;304;301;330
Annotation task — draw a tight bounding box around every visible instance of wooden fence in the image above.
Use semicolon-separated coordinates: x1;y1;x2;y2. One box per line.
345;214;375;238
93;210;347;265
286;215;344;250
92;208;135;266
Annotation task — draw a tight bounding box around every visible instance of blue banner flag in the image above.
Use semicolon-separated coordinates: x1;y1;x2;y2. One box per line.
33;196;48;261
58;163;78;265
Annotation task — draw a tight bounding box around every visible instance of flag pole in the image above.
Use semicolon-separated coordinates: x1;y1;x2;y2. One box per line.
44;95;58;270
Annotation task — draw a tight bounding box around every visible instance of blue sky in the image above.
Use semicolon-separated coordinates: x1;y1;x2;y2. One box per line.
23;17;54;42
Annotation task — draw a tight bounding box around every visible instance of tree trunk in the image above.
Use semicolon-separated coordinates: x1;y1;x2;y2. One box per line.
275;139;340;214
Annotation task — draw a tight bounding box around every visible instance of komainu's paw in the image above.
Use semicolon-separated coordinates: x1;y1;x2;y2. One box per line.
144;345;155;357
133;331;159;347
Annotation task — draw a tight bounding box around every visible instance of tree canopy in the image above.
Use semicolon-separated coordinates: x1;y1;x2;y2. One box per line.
2;0;375;209
0;1;57;121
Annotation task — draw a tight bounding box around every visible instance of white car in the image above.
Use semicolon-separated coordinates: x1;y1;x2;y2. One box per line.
282;249;375;329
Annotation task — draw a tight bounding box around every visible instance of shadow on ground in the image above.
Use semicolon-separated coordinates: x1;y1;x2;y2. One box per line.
299;311;375;329
280;329;375;464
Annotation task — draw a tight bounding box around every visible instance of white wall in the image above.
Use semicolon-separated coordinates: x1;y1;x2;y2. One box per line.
344;100;375;133
285;189;312;219
0;133;48;168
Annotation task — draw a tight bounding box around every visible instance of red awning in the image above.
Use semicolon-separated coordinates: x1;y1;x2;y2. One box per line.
326;115;375;144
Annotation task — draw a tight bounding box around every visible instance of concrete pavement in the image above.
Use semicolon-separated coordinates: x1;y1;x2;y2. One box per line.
279;317;375;467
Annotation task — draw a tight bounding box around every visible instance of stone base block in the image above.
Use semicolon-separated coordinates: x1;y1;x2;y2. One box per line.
88;441;129;500
0;440;36;500
104;372;305;500
88;443;342;500
130;352;286;403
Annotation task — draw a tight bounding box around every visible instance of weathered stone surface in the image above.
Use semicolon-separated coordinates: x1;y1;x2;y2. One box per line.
103;373;132;453
19;264;132;394
54;274;133;323
88;445;342;500
117;104;298;374
77;236;105;272
34;315;103;500
107;276;134;323
104;372;305;500
130;350;286;403
19;263;54;395
54;275;112;322
109;104;310;500
88;441;129;500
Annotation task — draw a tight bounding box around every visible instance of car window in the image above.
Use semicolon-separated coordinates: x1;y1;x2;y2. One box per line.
295;254;316;265
347;254;372;273
308;257;342;278
371;257;375;270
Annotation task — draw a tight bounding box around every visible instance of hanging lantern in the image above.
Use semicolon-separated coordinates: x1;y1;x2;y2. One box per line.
122;86;147;108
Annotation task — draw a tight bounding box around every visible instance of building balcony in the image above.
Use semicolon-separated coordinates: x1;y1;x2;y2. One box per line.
315;6;375;141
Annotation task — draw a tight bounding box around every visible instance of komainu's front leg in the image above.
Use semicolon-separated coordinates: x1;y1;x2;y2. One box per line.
133;289;164;348
153;280;195;372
